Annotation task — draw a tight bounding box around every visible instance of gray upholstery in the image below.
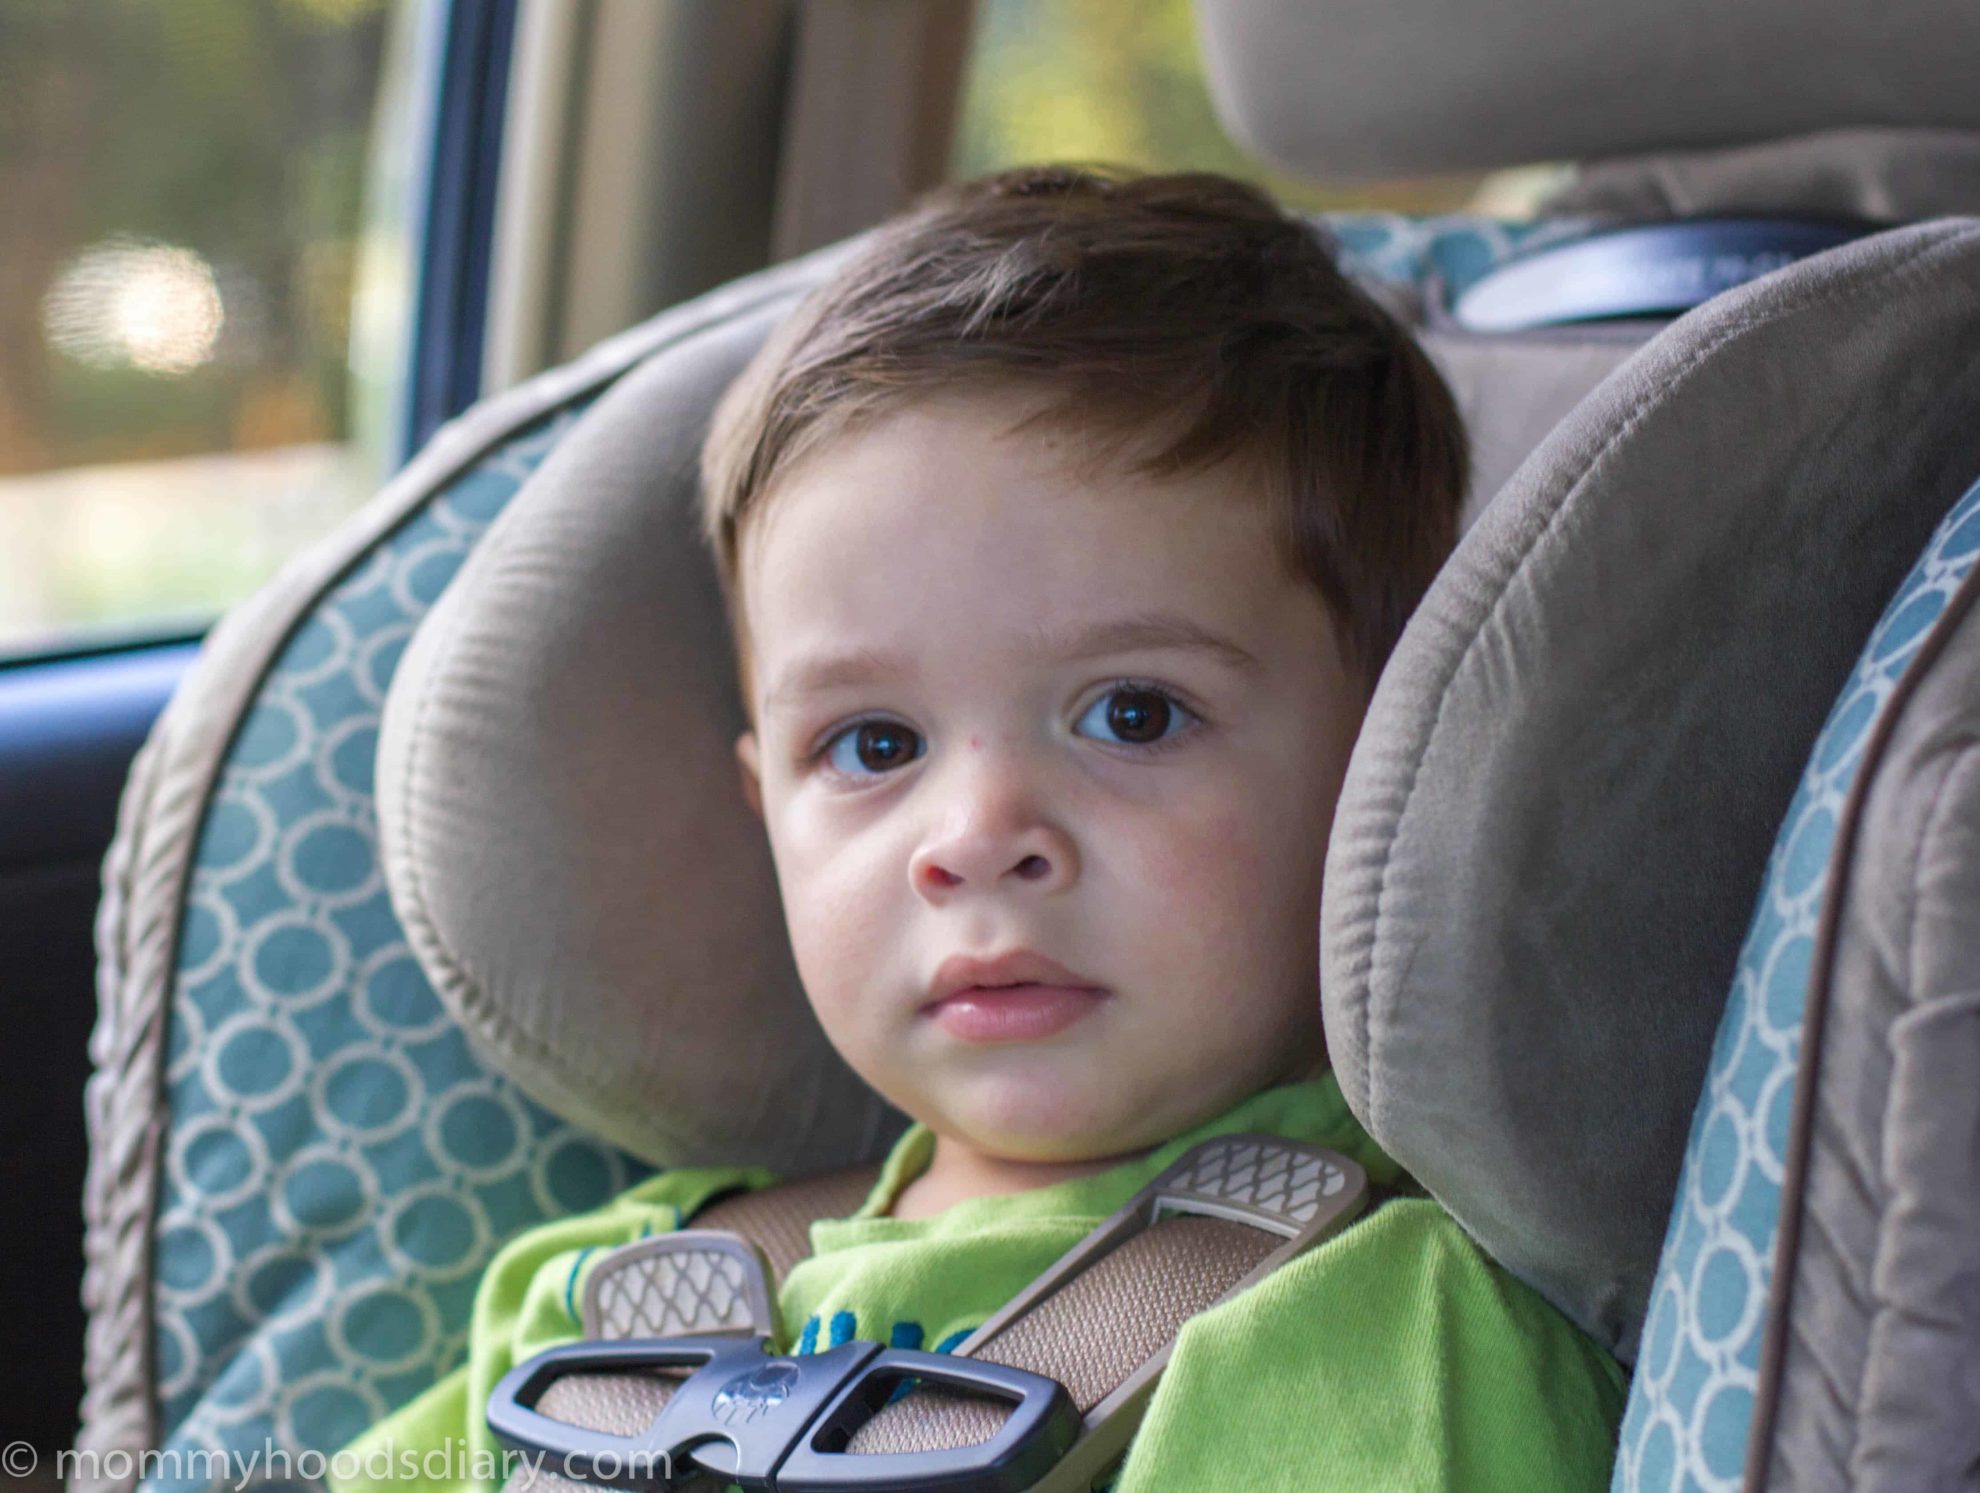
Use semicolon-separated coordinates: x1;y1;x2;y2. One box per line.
1196;0;1980;180
1321;219;1980;1358
375;243;905;1176
1537;126;1980;224
1424;327;1654;528
1758;564;1980;1491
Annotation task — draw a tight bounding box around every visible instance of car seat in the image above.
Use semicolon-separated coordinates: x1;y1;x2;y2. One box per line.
74;3;1980;1492
75;210;1598;1493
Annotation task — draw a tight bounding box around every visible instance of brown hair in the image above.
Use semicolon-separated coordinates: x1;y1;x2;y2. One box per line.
701;165;1466;701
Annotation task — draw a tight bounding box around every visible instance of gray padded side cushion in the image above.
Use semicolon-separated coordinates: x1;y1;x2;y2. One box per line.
1196;0;1980;180
1322;219;1980;1358
376;243;903;1176
1756;557;1980;1490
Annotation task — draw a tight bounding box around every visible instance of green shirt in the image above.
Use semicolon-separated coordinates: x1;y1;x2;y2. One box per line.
331;1075;1624;1492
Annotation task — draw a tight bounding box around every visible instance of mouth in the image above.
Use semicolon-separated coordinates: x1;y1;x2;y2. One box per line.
922;949;1109;1043
921;981;1110;1043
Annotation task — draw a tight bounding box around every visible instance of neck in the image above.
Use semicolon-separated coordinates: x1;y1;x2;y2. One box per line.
889;1135;1149;1221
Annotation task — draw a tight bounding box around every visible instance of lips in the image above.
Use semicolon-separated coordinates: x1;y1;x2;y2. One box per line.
923;949;1108;1043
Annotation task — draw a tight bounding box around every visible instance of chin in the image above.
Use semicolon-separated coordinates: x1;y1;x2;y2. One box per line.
934;1071;1158;1164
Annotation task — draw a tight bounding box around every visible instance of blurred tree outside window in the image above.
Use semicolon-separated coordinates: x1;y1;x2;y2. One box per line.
0;0;415;659
953;0;1562;215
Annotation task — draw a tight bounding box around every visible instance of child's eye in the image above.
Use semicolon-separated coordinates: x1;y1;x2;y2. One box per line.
820;719;925;778
813;682;1195;782
1073;682;1198;750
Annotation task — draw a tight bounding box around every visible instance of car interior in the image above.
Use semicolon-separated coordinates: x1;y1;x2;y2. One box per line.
7;1;1980;1491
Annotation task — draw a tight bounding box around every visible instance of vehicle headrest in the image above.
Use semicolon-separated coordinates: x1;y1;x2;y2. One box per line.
1321;218;1980;1358
1195;0;1980;180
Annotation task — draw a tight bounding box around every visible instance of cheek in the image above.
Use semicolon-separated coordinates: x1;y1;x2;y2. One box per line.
774;822;896;1013
1132;801;1271;919
1123;795;1326;956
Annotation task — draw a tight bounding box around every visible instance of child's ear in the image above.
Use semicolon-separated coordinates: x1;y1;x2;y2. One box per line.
734;730;764;821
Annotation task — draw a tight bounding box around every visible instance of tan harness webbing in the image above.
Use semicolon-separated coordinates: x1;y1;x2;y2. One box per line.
843;1214;1277;1462
692;1165;885;1286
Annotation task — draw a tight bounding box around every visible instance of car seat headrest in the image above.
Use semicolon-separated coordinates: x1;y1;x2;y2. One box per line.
1195;0;1980;180
375;249;903;1177
1321;219;1980;1358
373;215;1643;1176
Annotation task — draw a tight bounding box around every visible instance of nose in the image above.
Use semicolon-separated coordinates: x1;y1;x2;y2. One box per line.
908;748;1079;901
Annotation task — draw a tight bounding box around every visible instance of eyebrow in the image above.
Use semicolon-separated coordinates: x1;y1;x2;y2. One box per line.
761;611;1266;716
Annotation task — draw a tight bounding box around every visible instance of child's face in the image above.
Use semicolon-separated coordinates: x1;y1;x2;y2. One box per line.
733;391;1365;1164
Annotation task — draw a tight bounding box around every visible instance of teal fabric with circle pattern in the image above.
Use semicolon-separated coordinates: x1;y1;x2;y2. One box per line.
144;214;1584;1489
148;408;651;1490
1612;473;1980;1493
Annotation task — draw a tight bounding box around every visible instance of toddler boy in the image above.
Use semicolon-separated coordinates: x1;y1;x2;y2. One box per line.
336;166;1623;1491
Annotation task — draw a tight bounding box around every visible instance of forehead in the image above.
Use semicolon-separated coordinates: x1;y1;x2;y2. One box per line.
739;394;1320;709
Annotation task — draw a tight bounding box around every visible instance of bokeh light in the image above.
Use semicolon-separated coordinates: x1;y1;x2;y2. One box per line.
41;236;227;376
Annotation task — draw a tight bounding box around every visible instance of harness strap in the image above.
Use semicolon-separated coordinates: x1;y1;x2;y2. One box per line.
690;1165;884;1287
494;1137;1367;1491
844;1213;1278;1472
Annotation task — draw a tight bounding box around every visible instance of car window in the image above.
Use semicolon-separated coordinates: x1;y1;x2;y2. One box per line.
0;0;419;660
